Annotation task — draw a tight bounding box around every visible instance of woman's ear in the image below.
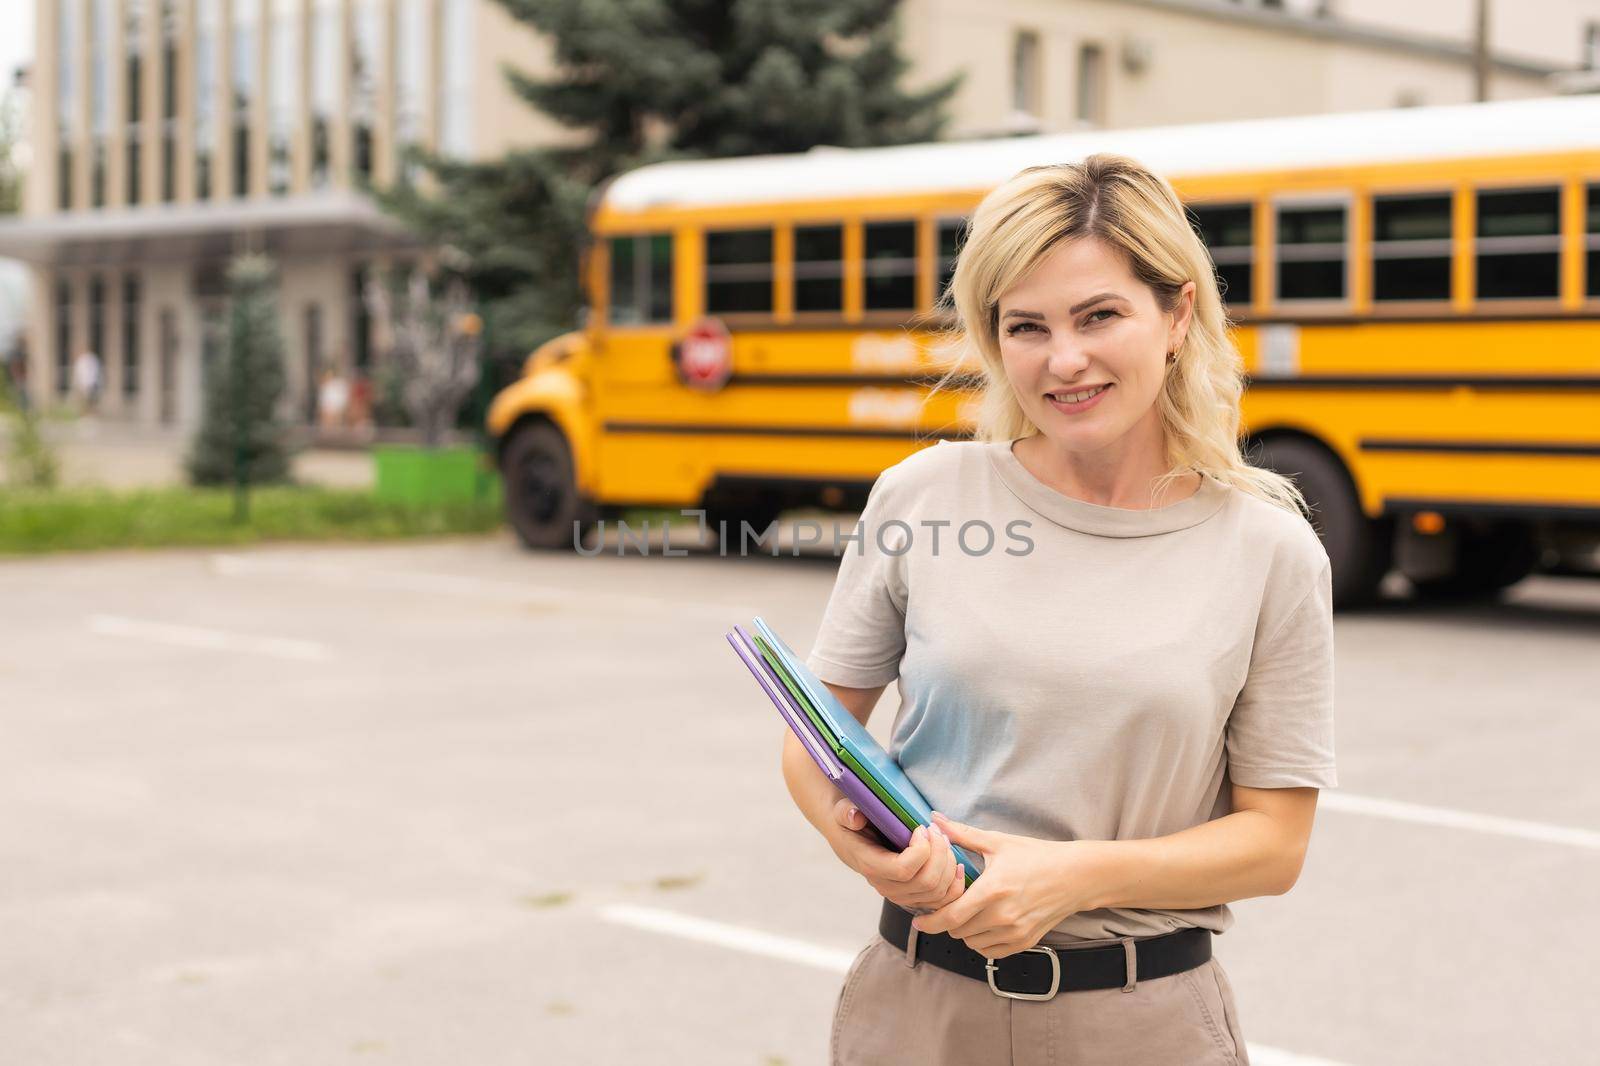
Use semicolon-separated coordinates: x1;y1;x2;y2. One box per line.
1170;281;1197;350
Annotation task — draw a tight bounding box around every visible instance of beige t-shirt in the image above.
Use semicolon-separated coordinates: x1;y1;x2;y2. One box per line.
804;438;1335;945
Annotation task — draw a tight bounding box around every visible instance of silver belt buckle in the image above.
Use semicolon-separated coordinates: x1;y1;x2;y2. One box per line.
986;945;1061;1001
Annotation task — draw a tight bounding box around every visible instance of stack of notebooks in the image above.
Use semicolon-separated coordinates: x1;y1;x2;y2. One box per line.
726;617;982;886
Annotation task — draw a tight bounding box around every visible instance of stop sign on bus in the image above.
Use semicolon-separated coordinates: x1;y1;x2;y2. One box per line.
674;318;734;392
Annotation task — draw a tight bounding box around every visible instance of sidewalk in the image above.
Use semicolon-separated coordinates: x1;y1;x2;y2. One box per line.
12;416;377;491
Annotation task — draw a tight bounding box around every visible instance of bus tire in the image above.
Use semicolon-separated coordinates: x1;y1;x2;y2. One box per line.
1249;437;1392;609
501;421;597;551
1409;521;1540;600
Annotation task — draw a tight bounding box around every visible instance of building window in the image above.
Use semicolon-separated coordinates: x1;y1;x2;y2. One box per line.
793;224;844;313
1187;204;1253;307
396;0;427;184
159;307;178;424
1076;43;1106;126
1585;21;1600;70
122;274;142;398
88;276;106;397
56;0;78;210
936;218;968;305
350;0;383;184
195;0;220;200
863;220;918;311
1369;193;1452;302
1475;186;1560;300
310;0;339;187
607;234;674;325
55;280;73;397
125;0;144;206
1274;202;1347;301
1586;184;1599;299
89;0;112;208
705;229;774;314
304;303;323;422
351;265;372;373
267;0;300;196
160;0;178;202
232;0;258;198
439;0;475;157
1011;30;1041;119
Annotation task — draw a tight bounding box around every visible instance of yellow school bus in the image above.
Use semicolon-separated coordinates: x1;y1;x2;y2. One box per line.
486;93;1600;607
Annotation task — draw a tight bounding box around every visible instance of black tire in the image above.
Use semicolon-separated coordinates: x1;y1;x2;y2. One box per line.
1409;521;1540;600
1249;437;1393;609
500;422;598;551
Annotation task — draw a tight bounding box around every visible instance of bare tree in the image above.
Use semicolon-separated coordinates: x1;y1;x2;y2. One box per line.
363;268;483;448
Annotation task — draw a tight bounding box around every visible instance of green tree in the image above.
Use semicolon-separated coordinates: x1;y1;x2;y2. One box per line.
185;255;292;519
0;88;20;216
382;0;960;360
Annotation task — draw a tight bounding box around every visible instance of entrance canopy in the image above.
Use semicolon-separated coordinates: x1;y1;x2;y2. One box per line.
0;192;417;267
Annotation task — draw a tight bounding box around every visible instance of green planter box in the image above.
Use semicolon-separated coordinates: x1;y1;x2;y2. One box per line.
373;444;502;507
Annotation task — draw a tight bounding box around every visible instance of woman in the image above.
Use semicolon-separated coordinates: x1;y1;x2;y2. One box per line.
782;154;1335;1066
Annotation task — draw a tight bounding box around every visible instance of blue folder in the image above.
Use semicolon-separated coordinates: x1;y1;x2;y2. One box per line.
752;617;986;879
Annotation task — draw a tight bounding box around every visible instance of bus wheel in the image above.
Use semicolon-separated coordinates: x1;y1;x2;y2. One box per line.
501;422;597;551
1250;437;1392;609
1409;521;1540;600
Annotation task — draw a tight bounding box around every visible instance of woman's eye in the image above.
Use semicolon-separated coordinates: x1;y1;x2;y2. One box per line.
1004;321;1042;336
1087;309;1117;323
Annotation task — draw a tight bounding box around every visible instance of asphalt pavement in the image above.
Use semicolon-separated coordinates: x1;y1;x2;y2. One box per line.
1;528;1596;1065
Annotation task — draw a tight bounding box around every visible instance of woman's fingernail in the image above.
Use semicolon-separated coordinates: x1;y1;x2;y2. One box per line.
848;807;859;821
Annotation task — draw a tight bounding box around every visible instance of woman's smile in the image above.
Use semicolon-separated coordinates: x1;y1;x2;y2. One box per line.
1044;382;1113;415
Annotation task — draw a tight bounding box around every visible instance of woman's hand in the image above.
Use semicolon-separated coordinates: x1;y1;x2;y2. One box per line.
820;798;966;913
908;811;1105;960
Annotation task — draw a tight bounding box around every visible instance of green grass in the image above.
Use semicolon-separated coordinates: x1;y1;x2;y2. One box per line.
0;484;505;556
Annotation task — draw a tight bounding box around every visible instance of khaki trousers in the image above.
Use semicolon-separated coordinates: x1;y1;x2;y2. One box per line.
830;932;1250;1066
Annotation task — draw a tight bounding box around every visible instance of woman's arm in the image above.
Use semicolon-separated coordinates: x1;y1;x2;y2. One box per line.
1074;784;1319;911
910;785;1319;958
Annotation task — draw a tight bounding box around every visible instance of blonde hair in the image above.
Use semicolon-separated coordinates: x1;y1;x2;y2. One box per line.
923;153;1308;517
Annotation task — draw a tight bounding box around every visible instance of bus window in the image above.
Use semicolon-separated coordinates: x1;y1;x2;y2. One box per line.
864;220;918;311
706;228;774;314
1187;203;1253;307
608;233;674;325
937;217;969;303
1475;186;1560;300
1586;184;1599;299
1275;202;1347;301
794;224;844;313
1371;193;1452;302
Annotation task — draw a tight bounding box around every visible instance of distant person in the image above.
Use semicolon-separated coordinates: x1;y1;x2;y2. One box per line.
72;347;103;416
4;344;27;412
317;369;349;432
795;155;1333;1065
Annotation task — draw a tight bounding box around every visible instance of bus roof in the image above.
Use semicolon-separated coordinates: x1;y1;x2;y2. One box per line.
601;94;1600;214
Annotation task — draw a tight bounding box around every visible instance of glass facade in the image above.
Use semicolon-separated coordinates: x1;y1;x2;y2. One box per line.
160;0;177;201
56;0;78;210
122;273;141;398
268;0;301;196
440;0;474;157
310;0;340;188
396;0;428;183
195;0;219;199
89;0;112;207
350;0;382;184
124;0;144;205
232;0;259;197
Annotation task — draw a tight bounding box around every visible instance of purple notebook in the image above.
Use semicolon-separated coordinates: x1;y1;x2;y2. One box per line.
726;628;913;851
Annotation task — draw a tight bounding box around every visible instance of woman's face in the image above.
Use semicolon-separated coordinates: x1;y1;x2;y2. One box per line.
996;237;1194;457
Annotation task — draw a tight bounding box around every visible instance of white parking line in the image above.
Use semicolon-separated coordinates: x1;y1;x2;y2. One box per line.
1323;791;1600;851
209;553;752;621
596;903;1355;1066
87;614;331;662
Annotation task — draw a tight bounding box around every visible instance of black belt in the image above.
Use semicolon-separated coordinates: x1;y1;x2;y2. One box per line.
878;899;1211;1001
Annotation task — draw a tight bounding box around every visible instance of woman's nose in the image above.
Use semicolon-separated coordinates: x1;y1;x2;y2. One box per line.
1044;339;1092;377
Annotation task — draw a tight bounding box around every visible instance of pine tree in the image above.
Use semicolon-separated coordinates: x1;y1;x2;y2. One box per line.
185;254;292;519
382;0;960;359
